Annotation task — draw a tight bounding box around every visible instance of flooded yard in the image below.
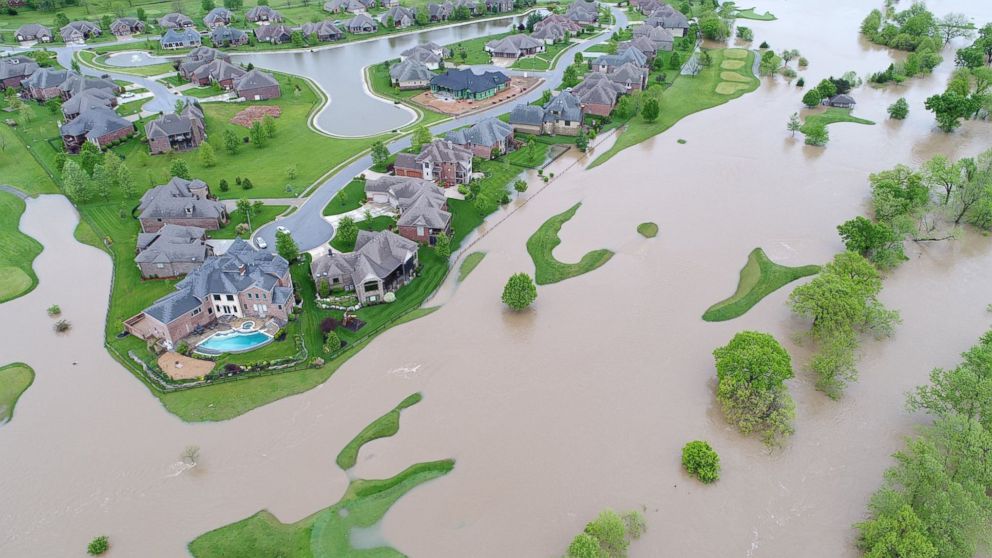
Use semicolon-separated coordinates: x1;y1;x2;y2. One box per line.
2;1;992;556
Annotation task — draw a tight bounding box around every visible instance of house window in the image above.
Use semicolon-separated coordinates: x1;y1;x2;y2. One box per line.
208;308;213;314
156;263;164;268
226;295;234;301
192;308;201;316
417;226;425;236
212;294;222;301
565;120;571;126
363;281;379;292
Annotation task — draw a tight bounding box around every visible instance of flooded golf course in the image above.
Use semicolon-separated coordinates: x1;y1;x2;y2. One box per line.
2;0;992;556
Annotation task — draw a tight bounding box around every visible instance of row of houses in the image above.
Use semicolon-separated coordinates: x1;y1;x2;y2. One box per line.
630;0;690;36
175;48;281;100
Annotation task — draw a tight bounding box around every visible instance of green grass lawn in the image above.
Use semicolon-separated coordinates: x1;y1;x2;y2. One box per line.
0;104;59;197
212;205;289;239
457;251;486;281
322;180;366;216
733;6;777;21
800;107;875;133
0;363;35;425
590;48;759;168
526;202;614;285
77;50;175;77
702;247;820;322
365;64;449;129
584;43;613;53
0;193;44;304
448;198;484;248
505;141;550;168
445;31;513;65
330;216;396;252
336;392;422;470
510;39;575;71
116;100;147;117
637;222;658;238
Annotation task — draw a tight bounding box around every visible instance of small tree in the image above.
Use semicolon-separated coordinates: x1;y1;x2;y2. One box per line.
62;160;90;203
263;115;277;138
370;140;389;169
275;230;299;262
887;97;909;120
250;121;266;148
219;178;230;192
199;141;217;167
223;129;240;154
434;231;451;258
501;272;537;310
513;179;528;193
641;98;660;122
801;89;822;108
336;216;359;247
681;440;720;483
668;50;682;70
787;112;802;136
803;123;829;146
412;125;432;151
87;536;109;556
575;130;589;151
47;304;61;316
325;331;341;352
170;159;192;180
317;278;330;298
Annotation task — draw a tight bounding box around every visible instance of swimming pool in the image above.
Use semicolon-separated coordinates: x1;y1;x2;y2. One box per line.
195;330;272;354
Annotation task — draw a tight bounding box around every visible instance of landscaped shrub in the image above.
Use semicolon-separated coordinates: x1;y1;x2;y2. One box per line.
223;363;243;374
682;440;720;483
887;98;909;120
320;317;339;336
87;536;109;555
325;331;341;353
176;341;190;356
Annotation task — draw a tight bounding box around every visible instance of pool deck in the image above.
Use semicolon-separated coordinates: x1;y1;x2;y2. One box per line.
189;317;281;355
158;352;215;381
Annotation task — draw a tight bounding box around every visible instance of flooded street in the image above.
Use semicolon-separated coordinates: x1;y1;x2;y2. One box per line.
3;1;992;556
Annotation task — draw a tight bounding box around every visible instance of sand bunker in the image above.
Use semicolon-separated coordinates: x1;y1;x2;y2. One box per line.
721;59;745;70
230;106;282;128
724;49;748;59
716;82;753;95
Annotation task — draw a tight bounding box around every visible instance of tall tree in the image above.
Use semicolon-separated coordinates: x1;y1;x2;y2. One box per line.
62;160;90;202
275;230;298;262
198;141;217;167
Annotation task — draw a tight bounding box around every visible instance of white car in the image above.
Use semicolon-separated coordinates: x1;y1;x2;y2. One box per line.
276;226;290;235
120;92;135;99
254;236;267;249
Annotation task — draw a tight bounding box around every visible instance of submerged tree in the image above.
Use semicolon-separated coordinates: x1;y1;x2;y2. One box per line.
501;273;537;310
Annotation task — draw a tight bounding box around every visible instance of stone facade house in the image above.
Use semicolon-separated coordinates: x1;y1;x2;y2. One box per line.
234;69;281;100
345;14;378;33
485;34;545;59
161;28;203;50
0;56;39;89
138;177;228;232
146;103;206;155
210;25;249;46
644;6;689;36
429;68;508;100
300;21;344;42
246;6;283;23
593;47;647;73
203;7;233;28
401;139;474;187
135;224;213;279
619;36;659;61
609;61;648;91
509;90;584;136
60;21;101;43
364;176;451;245
311;230;418;304
389;59;433;89
158;13;195;29
60;73;121;99
632;24;674;51
566;0;598;25
14;24;53;43
125;239;294;348
445;117;514;158
60;107;134;152
427;2;453;22
110;18;145;36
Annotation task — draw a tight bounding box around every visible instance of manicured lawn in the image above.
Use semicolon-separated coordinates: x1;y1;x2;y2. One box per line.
182;86;225;99
188;459;454;558
702;247;820;322
637;222;658;238
116;100;147;117
77;50;175;77
526;202;614;285
457;251;486;281
212;204;289;239
330;216;396;252
590;48;759;168
444;31;513;65
505;141;550;168
336;392;422;470
322;179;366;216
584;43;613;53
800;107;875;133
0;192;44;303
510;39;575;71
734;6;777;20
365;64;449;128
448;198;484;248
0;363;35;425
0;102;60;196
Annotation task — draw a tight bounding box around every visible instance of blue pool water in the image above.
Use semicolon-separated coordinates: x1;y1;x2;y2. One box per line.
196;330;272;354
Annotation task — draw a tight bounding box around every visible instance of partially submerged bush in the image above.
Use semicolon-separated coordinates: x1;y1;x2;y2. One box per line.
54;319;71;333
87;536;109;555
47;304;61;316
682;440;720;483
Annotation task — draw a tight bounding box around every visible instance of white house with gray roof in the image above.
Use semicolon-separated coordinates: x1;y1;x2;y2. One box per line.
125;239;294;348
311;230;419;304
138;177;228;232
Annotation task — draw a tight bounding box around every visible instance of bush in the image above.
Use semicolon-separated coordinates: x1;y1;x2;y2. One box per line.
87;536;109;555
223;363;243;374
325;331;341;352
47;304;61;316
176;341;190;355
759;41;769;49
54;319;71;333
502;272;537;310
796;77;805;87
682;440;720;483
887;97;909;120
383;292;396;303
320;317;338;335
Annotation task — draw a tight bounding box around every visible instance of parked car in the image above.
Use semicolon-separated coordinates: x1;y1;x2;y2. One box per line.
254;236;267;249
120;92;135;99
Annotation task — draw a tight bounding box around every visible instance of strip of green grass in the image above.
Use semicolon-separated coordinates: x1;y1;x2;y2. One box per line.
0;192;44;303
526;202;614;285
336;392;423;470
637;222;658;238
457;251;486;281
734;6;777;21
212;205;289;239
0;103;59;197
322;179;366;216
702;247;820;322
799;107;875;133
0;363;35;425
590;48;759;168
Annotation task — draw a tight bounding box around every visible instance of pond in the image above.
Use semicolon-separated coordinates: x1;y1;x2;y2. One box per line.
103;50;176;67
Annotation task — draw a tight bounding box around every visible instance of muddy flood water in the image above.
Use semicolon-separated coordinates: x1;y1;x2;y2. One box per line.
3;1;992;556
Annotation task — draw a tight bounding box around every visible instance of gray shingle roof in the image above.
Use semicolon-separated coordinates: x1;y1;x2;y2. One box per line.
596;47;647;69
60;107;131;139
210;25;247;44
571;72;626;105
445;117;512;148
203;7;232;25
246;5;282;21
192;58;245;82
312;230;418;287
300;20;343;39
345;13;378;31
365;176;451;230
509;104;544;126
415;139;473;165
253;23;292;42
234;69;278;91
485;34;543;56
401;45;442;65
0;56;39;81
161;28;202;46
159;13;194;28
62;88;116;117
389;58;433;83
15;24;53;39
139;177;226;221
533;14;582;33
543;90;583;122
24;67;71;89
135;224;209;265
430;68;508;94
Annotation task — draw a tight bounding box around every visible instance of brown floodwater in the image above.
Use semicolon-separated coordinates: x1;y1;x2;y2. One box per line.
2;1;992;556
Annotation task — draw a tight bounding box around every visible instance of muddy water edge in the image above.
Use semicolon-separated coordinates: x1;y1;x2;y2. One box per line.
2;0;992;556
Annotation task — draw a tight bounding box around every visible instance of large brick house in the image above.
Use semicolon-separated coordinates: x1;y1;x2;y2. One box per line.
176;47;230;80
61;88;118;120
364;176;451;245
135;224;213;279
158;12;195;29
246;5;283;22
23;67;70;101
210;25;249;47
389;59;433;90
509;90;583;136
253;23;293;44
310;230;418;305
146;103;206;155
203;7;233;28
0;56;39;89
485;34;545;59
60;107;134;152
60;21;101;43
160;28;202;50
234;69;281;101
300;20;344;42
138;177;228;232
445;117;514;158
110;17;145;36
124;239;294;348
394;139;473;187
190;59;246;88
571;72;627;117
